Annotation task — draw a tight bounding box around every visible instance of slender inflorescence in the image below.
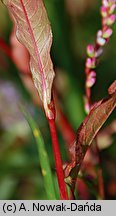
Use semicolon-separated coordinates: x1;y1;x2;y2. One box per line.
84;0;116;113
83;0;116;199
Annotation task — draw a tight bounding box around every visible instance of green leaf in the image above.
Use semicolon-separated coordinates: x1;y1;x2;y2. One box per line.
21;106;56;200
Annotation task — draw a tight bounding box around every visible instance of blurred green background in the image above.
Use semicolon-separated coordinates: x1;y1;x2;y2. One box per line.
0;0;116;199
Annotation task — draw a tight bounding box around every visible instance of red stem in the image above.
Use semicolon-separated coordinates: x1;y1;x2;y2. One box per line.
48;118;68;200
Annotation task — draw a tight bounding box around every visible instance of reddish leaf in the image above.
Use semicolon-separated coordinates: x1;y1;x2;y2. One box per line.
64;81;116;188
2;0;55;117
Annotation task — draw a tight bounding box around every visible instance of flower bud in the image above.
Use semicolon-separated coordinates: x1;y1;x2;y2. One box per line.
101;6;108;17
86;71;96;88
86;58;92;68
97;30;103;37
84;96;90;114
87;45;95;57
97;36;106;46
106;14;116;25
86;58;96;69
102;28;113;38
109;4;116;14
102;0;109;7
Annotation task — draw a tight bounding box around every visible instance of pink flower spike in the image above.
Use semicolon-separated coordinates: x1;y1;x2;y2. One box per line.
101;6;108;17
87;44;95;57
107;14;116;25
102;28;113;38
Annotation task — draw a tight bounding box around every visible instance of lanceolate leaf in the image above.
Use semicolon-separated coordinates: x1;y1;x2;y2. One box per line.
64;81;116;188
3;0;55;116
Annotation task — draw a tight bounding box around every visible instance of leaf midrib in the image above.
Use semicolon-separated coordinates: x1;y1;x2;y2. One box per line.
20;0;47;99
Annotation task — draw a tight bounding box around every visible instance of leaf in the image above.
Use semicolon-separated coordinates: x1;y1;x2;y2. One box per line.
64;81;116;188
21;106;56;200
3;0;55;116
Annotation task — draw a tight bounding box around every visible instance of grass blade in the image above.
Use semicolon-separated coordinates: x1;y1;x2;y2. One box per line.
21;106;56;200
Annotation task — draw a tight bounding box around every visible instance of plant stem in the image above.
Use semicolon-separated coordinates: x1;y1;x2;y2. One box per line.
48;117;68;200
